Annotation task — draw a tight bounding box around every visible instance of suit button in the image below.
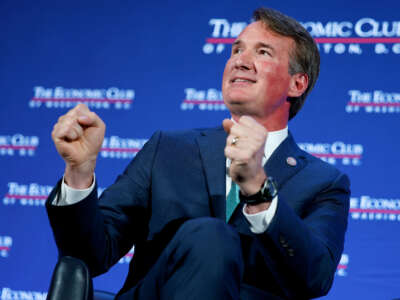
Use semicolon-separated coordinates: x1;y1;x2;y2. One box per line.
288;249;294;257
279;236;290;248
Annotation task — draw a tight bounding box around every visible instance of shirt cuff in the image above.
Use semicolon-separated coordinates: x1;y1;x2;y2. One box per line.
52;174;96;206
242;195;278;234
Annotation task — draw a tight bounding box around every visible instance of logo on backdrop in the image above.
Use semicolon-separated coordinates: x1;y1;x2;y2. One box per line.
180;88;226;111
0;288;46;300
119;246;135;264
3;182;52;206
0;236;12;258
29;86;135;110
2;182;105;206
203;18;400;55
203;19;248;54
336;254;349;277
100;136;147;159
346;89;400;113
350;195;400;221
0;134;39;157
297;141;363;166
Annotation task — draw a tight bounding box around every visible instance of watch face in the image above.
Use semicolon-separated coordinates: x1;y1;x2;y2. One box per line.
239;177;277;204
262;177;278;200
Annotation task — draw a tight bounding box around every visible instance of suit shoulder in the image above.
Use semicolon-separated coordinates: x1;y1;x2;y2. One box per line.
299;148;349;184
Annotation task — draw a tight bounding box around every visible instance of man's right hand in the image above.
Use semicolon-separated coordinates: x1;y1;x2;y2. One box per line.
51;104;105;189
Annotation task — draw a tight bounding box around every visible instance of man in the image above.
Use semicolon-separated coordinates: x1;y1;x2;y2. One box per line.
47;7;350;300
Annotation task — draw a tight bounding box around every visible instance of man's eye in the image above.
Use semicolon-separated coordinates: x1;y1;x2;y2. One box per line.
259;49;270;56
233;48;242;54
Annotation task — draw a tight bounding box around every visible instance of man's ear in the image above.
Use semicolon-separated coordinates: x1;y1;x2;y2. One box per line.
288;73;309;98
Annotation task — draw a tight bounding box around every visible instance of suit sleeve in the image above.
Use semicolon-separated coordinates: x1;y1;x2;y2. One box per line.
46;131;162;276
258;170;350;298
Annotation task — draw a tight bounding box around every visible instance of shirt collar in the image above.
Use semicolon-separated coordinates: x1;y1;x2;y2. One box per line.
263;126;288;163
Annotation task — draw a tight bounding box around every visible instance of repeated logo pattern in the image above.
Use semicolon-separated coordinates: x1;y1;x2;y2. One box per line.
0;236;12;258
0;134;39;157
350;196;400;221
0;288;46;300
30;86;135;110
3;183;52;206
298;142;363;166
203;18;400;55
346;90;400;113
180;88;226;111
100;136;147;159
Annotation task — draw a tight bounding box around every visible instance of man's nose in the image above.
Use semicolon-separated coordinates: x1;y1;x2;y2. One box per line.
234;50;253;70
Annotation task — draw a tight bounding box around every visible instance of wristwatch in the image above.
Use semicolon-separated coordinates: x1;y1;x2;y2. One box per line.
239;177;278;205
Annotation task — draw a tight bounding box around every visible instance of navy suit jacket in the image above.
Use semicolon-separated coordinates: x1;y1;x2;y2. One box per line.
46;127;350;300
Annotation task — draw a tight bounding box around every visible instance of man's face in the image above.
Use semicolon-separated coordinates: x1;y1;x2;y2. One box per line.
222;21;296;121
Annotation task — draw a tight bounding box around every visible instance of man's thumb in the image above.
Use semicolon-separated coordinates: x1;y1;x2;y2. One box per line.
77;114;95;127
222;119;234;134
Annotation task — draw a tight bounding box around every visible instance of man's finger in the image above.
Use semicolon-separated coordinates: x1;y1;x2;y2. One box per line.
74;103;91;114
238;115;256;124
222;119;234;134
77;111;101;128
65;104;91;120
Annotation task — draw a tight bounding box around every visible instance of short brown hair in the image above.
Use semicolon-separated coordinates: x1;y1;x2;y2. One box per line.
253;7;320;120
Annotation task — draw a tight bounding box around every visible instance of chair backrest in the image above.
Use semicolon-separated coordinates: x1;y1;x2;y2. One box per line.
47;256;94;300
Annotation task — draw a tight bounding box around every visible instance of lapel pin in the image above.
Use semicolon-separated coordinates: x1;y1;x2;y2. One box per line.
286;156;297;167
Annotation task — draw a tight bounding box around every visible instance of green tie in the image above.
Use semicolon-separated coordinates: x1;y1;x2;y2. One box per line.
226;181;240;222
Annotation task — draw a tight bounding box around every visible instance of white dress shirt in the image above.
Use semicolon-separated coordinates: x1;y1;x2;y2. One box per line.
55;127;288;234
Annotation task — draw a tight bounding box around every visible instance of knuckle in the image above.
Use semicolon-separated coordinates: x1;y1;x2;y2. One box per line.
230;126;239;136
57;115;65;123
52;122;58;130
79;103;90;112
225;147;235;159
241;115;252;124
224;147;230;156
71;125;81;136
52;125;62;139
64;119;74;129
70;105;79;113
69;129;78;138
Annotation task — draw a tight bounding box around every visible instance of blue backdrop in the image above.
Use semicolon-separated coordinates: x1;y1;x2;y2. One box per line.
1;0;400;299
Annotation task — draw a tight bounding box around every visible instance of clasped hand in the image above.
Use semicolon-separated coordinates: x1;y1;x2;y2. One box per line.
51;104;105;189
223;116;268;197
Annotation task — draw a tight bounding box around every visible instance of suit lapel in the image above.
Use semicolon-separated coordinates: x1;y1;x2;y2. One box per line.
196;127;227;221
264;132;307;190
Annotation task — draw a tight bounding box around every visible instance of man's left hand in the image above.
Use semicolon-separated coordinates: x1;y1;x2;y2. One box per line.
223;116;268;196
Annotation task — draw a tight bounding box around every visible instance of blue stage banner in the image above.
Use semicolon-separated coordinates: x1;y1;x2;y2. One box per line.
1;0;399;298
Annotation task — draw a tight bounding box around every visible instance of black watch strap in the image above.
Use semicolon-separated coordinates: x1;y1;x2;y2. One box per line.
239;177;278;205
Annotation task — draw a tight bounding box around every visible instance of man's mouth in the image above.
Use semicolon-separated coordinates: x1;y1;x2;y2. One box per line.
231;78;256;84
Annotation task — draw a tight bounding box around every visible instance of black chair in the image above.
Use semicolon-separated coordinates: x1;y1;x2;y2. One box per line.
48;256;116;300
